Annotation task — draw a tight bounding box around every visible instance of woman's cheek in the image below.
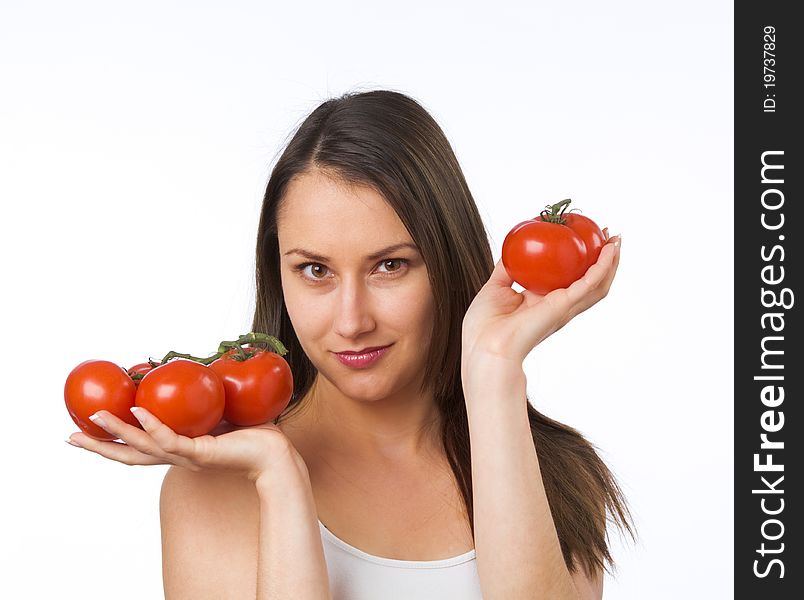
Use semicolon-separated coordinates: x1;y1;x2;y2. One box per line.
382;284;434;332
284;288;326;337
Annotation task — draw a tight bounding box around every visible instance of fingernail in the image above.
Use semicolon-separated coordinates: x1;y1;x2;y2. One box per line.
612;234;621;248
65;438;81;447
89;413;107;429
130;406;146;425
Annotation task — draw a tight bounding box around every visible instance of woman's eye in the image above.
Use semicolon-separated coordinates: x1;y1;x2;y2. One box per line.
295;259;408;283
377;259;406;274
300;263;329;280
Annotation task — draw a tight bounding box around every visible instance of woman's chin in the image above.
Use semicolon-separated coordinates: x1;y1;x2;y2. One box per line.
338;382;390;404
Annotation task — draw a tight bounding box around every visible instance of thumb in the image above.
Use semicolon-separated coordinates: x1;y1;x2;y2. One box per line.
486;257;514;289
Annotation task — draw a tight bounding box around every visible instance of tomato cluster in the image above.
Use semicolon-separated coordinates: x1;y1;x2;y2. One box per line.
64;333;294;441
502;198;606;295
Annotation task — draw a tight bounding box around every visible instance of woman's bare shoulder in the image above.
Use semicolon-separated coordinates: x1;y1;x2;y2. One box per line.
160;466;261;538
160;466;260;599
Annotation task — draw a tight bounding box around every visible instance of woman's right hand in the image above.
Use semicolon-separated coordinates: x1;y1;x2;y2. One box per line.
66;407;303;483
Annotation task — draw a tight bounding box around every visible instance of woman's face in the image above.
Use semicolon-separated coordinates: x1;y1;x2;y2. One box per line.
276;169;435;404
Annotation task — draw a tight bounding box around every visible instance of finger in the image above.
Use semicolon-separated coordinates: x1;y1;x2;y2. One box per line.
89;409;173;459
485;257;514;289
594;235;621;293
128;407;205;464
67;432;166;466
90;408;201;471
564;236;620;307
599;235;621;291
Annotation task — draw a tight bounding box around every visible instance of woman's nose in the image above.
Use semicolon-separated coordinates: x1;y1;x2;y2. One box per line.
332;277;376;339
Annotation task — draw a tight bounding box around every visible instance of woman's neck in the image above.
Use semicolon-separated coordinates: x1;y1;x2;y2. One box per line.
281;374;444;467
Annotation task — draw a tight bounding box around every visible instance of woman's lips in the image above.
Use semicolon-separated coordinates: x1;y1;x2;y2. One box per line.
333;345;392;369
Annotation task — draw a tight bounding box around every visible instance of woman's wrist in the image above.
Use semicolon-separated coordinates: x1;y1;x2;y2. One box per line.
462;351;526;393
252;442;330;599
254;447;312;500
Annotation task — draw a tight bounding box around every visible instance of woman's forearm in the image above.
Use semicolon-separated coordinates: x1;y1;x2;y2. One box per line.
464;356;578;600
255;456;331;600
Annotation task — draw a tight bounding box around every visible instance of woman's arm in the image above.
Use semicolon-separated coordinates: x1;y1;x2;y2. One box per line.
255;455;332;600
464;358;585;600
460;241;620;599
160;447;331;600
69;399;332;599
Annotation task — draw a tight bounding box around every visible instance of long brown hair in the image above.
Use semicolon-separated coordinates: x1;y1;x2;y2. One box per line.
252;89;635;577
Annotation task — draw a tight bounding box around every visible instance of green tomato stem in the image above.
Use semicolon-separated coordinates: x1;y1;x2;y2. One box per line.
539;198;573;224
159;350;223;365
156;332;289;367
217;332;288;356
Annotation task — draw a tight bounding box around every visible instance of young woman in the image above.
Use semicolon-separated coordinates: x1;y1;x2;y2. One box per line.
67;89;634;599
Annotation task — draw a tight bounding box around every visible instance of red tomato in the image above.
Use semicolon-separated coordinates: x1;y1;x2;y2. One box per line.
502;202;606;295
210;348;294;427
127;362;158;387
64;360;140;441
553;213;606;268
502;220;587;295
135;359;225;438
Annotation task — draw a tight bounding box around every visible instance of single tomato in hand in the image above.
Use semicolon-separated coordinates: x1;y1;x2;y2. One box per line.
135;359;225;438
64;360;140;441
210;347;294;427
502;198;606;295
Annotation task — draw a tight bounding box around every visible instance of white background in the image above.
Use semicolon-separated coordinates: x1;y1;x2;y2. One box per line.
0;1;733;598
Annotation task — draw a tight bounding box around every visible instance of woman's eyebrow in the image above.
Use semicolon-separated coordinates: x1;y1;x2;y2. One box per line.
284;242;420;262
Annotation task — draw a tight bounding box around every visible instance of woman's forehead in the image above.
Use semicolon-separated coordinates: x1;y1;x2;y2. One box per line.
278;172;413;250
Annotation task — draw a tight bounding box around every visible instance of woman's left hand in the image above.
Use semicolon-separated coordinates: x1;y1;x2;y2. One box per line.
461;235;621;374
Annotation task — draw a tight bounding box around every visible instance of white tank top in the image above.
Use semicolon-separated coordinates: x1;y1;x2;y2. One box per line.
319;520;484;599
